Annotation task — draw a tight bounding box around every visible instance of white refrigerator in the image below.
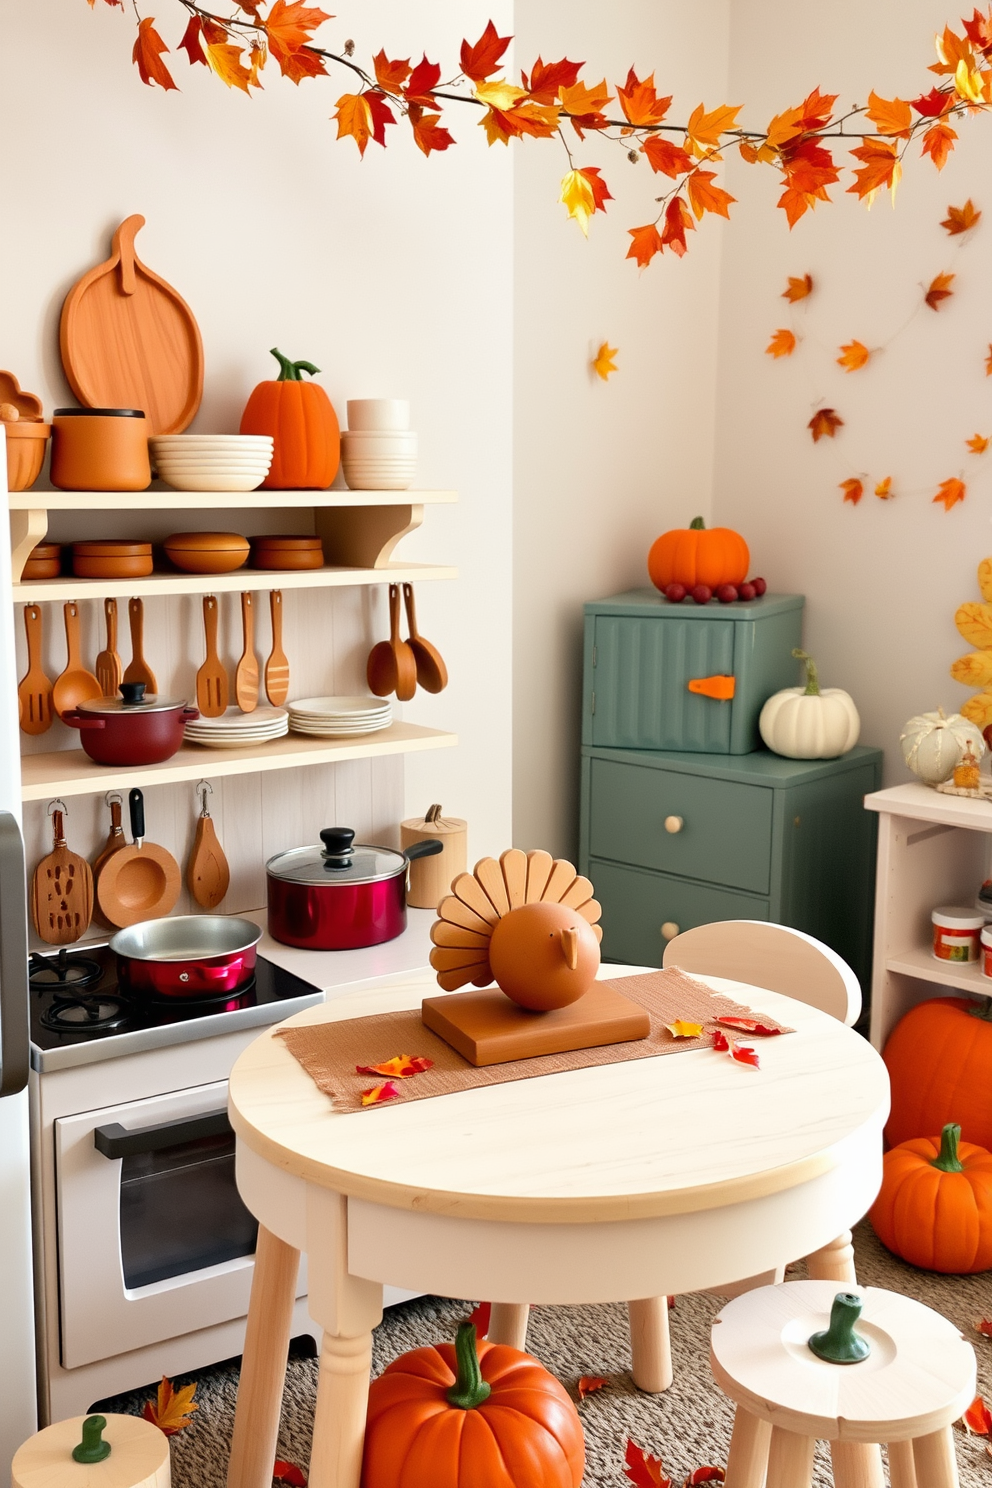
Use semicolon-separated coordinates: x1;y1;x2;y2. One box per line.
0;431;39;1471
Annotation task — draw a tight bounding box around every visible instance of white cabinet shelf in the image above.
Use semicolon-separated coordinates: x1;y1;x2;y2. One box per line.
12;560;456;604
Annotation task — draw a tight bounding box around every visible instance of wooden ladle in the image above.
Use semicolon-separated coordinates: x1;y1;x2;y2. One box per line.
52;602;102;720
17;604;54;734
31;802;94;946
96;788;181;929
403;583;448;693
123;597;157;693
367;583;417;701
187;781;230;910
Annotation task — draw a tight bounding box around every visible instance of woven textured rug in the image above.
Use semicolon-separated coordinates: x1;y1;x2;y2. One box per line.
97;1222;992;1486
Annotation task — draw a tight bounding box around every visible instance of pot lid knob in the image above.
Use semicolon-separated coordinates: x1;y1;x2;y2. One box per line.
320;826;355;867
119;682;146;706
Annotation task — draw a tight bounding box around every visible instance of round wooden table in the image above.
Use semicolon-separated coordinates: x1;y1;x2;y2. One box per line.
225;968;889;1488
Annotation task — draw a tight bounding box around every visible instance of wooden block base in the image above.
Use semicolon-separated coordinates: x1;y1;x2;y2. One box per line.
421;982;651;1066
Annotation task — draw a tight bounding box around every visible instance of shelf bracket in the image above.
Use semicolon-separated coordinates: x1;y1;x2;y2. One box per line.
313;504;424;569
9;508;48;584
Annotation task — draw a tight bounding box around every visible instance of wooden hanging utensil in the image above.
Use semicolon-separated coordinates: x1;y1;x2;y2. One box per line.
122;597;157;692
96;788;181;929
264;590;290;706
235;591;259;713
367;582;417;701
196;595;229;718
17;604;54;734
403;583;448;693
95;597;123;698
187;780;230;910
52;601;102;720
31;801;94;945
92;792;128;927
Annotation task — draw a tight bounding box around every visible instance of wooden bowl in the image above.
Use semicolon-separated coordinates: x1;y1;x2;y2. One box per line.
3;422;51;492
251;535;324;571
164;531;250;574
21;542;61;581
72;540;153;579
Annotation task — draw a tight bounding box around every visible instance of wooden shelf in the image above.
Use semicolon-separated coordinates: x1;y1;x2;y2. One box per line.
7;488;457;511
20;722;457;802
885;944;992;997
13;560;456;604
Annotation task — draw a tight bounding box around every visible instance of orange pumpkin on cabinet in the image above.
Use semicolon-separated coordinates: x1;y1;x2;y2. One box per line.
239;348;339;489
869;1123;992;1273
488;901;600;1011
648;515;749;592
883;995;992;1150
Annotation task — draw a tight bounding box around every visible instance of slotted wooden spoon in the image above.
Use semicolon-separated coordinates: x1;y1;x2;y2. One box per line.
187;781;230;910
52;602;102;720
123;597;157;692
17;604;54;734
403;583;448;693
196;595;229;718
31;803;94;946
235;592;259;713
95;598;123;698
367;583;416;701
264;590;290;706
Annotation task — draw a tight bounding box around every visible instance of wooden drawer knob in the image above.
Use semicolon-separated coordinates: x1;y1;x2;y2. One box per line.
660;921;680;941
664;815;684;834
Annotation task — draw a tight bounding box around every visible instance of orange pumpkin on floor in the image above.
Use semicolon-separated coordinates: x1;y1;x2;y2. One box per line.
648;516;749;592
240;348;339;490
869;1123;992;1273
883;994;992;1150
361;1321;584;1488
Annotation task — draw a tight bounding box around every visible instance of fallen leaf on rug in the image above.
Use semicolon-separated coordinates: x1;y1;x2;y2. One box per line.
360;1080;401;1105
355;1054;433;1078
468;1301;491;1337
715;1017;782;1037
962;1394;992;1434
976;1317;992;1337
666;1019;705;1039
142;1376;198;1435
578;1374;606;1399
624;1439;672;1487
273;1462;307;1487
684;1470;726;1486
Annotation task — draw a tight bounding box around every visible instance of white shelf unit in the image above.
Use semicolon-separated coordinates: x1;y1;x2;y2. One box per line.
865;782;992;1049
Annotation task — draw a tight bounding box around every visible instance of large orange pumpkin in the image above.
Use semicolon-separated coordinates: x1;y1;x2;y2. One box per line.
869;1123;992;1273
361;1322;584;1488
648;516;749;592
883;995;992;1150
240;347;339;489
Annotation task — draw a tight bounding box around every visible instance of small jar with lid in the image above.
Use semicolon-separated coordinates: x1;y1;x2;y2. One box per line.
51;408;151;491
931;905;985;962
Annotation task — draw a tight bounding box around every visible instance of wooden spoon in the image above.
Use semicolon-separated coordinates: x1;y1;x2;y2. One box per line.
52;602;102;720
235;592;259;713
403;583;448;693
367;583;417;701
92;793;128;928
31;804;94;945
264;590;290;706
96;788;181;929
17;604;54;734
123;597;157;692
95;598;123;698
196;595;229;718
187;781;230;910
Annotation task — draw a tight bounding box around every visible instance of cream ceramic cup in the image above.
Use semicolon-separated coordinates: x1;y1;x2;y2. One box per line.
346;398;410;431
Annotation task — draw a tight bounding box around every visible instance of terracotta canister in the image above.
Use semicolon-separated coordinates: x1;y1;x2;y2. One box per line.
2;421;51;491
22;542;62;579
400;804;467;909
51;408;151;491
72;541;153;578
12;1412;170;1488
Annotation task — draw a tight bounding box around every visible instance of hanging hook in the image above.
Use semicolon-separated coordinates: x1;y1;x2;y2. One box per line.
196;780;213;815
47;798;68;819
104;791;123;808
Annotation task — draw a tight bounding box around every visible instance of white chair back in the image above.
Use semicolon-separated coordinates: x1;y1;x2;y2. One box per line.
662;919;861;1026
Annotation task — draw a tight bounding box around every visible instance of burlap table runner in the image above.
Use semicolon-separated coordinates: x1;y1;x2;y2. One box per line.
276;967;793;1113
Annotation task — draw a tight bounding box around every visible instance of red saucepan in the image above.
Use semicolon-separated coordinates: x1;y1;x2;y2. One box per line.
63;682;198;766
266;827;443;950
109;914;262;999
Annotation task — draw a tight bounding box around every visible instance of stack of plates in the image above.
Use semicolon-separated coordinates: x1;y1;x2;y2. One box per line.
151;435;274;493
287;696;393;737
185;706;288;749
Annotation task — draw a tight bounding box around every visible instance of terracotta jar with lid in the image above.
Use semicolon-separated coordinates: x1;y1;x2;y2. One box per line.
51;408;151;491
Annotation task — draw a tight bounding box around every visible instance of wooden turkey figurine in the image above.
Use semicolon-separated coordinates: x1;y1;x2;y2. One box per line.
423;850;649;1066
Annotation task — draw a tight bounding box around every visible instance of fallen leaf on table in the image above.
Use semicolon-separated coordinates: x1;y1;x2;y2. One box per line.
624;1439;673;1488
766;329;796;358
468;1301;491;1336
355;1054;433;1078
666;1019;705;1039
809;408;843;442
142;1376;198;1436
977;1317;992;1337
962;1394;992;1434
273;1463;307;1487
782;273;813;301
360;1080;401;1105
934;477;966;511
578;1374;607;1399
729;1043;760;1069
967;434;990;454
593;342;619;380
716;1017;782;1036
685;1471;726;1486
837;340;870;372
875;477;894;499
942;198;981;234
925;271;955;310
711;1029;731;1052
840;478;864;505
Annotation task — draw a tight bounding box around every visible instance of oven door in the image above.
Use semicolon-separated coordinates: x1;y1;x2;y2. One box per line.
55;1080;306;1368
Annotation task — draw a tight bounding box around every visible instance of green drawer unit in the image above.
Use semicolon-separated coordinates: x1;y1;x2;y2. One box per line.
580;745;883;993
583;588;804;754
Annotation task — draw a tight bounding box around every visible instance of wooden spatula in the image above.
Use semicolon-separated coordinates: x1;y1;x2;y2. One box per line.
264;590;289;706
187;781;230;910
17;604;54;734
95;598;123;698
52;602;102;720
31;804;94;945
123;597;157;692
235;591;259;713
196;595;228;717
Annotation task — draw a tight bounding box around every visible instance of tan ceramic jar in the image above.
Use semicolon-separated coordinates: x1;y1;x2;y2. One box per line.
51;409;151;491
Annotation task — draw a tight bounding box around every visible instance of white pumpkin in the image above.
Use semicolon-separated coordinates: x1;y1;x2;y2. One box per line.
900;707;985;785
759;649;861;759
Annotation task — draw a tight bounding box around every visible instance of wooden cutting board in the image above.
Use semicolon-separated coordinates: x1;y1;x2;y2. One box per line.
60;215;203;436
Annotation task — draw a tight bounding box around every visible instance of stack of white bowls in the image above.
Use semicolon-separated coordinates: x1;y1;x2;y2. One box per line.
185;706;288;748
151;435;274;492
341;400;416;491
287;696;393;737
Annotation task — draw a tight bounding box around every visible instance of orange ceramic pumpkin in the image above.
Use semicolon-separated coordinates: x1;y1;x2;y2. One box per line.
361;1322;585;1488
869;1123;992;1273
883;995;992;1150
240;348;339;490
488;901;600;1011
648;516;750;592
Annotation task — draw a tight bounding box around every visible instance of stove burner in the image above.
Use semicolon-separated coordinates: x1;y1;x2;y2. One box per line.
29;949;104;995
39;995;129;1034
144;976;258;1010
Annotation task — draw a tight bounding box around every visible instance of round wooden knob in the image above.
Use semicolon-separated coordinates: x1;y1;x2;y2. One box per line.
660;921;680;941
664;815;684;834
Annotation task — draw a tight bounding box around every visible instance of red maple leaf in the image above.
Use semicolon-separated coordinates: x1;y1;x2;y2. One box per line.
912;85;953;115
408;105;455;155
963;1394;992;1433
661;195;695;256
524;56;583;104
642;136;693;178
577;1374;606;1399
405;55;441;108
178;16;206;65
685;1472;726;1486
624;1439;672;1488
273;1463;307;1487
365;91;396;147
132;18;178;91
460;21;512;83
809;407;844;442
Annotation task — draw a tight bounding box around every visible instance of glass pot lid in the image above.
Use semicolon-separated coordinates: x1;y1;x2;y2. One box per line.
266;827;407;887
78;682;187;714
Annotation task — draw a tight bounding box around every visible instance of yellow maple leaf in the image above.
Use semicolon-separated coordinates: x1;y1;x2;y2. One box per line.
143;1376;198;1436
968;434;991;454
559;169;597;234
334;93;374;155
592;342;618;380
837;340;870;372
955;57;986;101
686;100;742;157
666;1019;705;1039
475;79;528;111
766;328;796;358
961;691;992;728
934;477;966;510
205;39;253;92
875;477;894;499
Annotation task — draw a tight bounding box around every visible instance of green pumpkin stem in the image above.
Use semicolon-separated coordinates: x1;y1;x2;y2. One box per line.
807;1292;871;1365
931;1122;965;1173
446;1322;492;1410
269;348;321;382
792;648;821;696
968;995;992;1024
690;516;706;530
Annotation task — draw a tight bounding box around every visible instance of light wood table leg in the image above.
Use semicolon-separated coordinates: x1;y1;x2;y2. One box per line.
227;1226;300;1488
829;1439;884;1488
765;1426;813;1488
488;1302;530;1350
308;1329;374;1488
627;1297;673;1393
912;1427;960;1488
725;1406;771;1487
805;1230;856;1283
887;1440;919;1488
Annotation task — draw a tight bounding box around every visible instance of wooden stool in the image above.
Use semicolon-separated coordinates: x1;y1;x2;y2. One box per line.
12;1414;171;1488
710;1281;976;1488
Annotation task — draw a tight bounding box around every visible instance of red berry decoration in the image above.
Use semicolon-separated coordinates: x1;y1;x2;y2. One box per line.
664;582;687;603
751;576;767;596
737;582;756;601
715;583;738;604
691;584;712;605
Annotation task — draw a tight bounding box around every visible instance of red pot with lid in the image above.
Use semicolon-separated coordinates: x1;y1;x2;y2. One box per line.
266;827;443;950
62;682;199;765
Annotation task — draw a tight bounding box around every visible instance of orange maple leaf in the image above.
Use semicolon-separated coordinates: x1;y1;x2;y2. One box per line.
963;1394;992;1433
925;271;955;309
265;0;329;82
968;434;990;453
766;329;797;358
626;223;664;268
865;89;913;136
686;101;742;155
142;1376;198;1436
408;105;454;156
577;1374;607;1399
934;477;966;510
840;478;864;505
765;104;807;151
360;1080;401;1106
848;139;901;203
875;477;894;498
624;1439;672;1488
661;195;695;256
942;198;982;234
460;21;512;84
373;50;412;94
205;37;253;93
641;136;693;178
334;93;374;155
738;140;761;163
977;1317;992;1337
132;18;178;91
783;273;813;302
355;1054;434;1078
809;408;844;442
592;342;618;381
837;340;871;372
616;69;672;127
686;170;736;220
524;57;583;105
560;78;612;135
930;24;976;77
921;121;959;168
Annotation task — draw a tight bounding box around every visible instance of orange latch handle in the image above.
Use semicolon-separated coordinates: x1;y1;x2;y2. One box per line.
687;674;736;701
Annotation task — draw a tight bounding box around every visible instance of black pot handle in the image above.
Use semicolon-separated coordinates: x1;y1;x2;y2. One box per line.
129;788;145;846
405;837;444;862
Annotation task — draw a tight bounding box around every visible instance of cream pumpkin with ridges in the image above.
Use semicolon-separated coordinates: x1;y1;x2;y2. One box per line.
900;706;984;785
759;649;860;759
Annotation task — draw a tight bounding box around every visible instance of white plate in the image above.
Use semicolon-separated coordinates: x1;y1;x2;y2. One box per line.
289;695;390;714
288;722;392;737
189;707;287;729
152;437;273;448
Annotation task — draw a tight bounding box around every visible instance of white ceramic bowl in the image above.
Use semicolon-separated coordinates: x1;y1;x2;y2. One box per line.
342;428;416;448
159;469;268;492
346;399;410;432
154;456;274;468
152;435;273;448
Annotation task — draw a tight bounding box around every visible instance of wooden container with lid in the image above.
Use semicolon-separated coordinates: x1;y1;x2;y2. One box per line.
22;542;62;580
164;531;250;574
72;541;153;579
400;803;467;909
12;1413;170;1488
251;534;324;571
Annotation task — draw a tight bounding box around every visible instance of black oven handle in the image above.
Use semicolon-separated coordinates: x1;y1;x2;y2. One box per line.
94;1108;232;1159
